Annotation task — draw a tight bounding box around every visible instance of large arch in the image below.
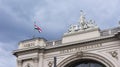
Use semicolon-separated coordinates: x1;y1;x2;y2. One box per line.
57;52;115;67
65;59;106;67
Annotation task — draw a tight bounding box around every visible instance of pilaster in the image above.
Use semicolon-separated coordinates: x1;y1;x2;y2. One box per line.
39;53;44;67
17;59;22;67
33;57;39;67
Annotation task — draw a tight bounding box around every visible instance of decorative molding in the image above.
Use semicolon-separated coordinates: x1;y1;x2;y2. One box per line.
48;61;53;67
32;57;39;63
57;53;115;67
60;44;102;54
75;51;84;58
16;48;40;56
109;51;118;59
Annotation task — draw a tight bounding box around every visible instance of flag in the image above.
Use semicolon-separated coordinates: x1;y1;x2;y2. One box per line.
34;24;42;33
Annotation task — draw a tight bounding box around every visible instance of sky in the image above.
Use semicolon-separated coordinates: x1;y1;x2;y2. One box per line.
0;0;120;67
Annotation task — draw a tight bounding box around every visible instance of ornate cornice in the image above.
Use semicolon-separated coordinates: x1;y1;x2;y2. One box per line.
46;34;117;49
13;31;120;57
13;46;44;57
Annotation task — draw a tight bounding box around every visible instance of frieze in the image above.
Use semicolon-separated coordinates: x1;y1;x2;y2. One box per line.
23;42;35;47
60;44;102;54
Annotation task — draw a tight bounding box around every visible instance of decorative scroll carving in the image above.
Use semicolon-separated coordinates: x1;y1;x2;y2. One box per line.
48;61;53;67
75;51;84;57
109;51;118;59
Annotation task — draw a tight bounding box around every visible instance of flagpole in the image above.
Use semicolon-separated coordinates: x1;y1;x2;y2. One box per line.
33;21;36;38
54;57;57;67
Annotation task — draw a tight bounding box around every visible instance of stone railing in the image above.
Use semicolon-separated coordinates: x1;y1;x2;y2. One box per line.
46;40;62;46
101;27;120;36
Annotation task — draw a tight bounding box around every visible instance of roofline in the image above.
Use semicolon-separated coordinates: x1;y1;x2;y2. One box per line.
13;31;120;56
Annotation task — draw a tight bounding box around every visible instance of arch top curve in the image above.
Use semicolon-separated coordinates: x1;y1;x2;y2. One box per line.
57;52;115;67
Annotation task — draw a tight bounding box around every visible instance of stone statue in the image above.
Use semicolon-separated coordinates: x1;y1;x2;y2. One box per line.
67;10;98;33
48;61;53;67
78;10;97;30
68;24;79;32
87;20;97;28
79;10;88;30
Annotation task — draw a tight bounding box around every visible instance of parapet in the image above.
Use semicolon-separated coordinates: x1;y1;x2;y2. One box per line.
62;27;101;44
18;37;47;49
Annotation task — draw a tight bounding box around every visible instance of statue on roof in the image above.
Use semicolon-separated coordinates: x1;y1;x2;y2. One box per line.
68;24;79;32
67;10;98;33
79;10;97;30
79;10;88;30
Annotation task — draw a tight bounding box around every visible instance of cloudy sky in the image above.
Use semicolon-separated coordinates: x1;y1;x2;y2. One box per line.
0;0;120;67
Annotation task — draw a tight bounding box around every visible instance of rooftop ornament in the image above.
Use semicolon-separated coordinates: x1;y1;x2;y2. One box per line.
68;10;98;33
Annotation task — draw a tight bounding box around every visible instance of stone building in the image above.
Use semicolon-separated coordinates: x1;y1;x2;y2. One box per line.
13;11;120;67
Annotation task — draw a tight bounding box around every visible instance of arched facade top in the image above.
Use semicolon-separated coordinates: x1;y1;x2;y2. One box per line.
57;52;115;67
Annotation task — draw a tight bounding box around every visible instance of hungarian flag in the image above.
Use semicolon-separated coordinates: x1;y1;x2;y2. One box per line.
34;24;42;33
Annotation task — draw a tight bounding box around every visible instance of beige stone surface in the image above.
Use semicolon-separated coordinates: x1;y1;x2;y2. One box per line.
62;28;100;44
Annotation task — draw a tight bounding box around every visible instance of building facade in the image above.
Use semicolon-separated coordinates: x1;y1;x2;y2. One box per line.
13;11;120;67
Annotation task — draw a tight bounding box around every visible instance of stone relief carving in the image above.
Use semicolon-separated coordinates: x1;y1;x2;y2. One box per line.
109;51;118;59
75;51;84;58
48;61;53;67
